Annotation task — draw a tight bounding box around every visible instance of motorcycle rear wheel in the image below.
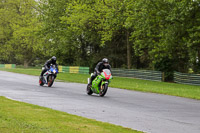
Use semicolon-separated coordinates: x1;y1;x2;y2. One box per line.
86;84;93;95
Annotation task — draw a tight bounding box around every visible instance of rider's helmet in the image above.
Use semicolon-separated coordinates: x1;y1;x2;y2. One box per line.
51;56;57;64
102;58;109;67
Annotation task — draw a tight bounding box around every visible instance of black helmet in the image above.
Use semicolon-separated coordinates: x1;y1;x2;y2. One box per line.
51;56;56;63
102;58;109;63
102;58;109;66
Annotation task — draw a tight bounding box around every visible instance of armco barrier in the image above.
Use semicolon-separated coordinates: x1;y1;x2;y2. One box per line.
79;67;90;74
70;66;79;73
174;71;200;86
112;68;162;81
0;64;16;68
0;64;5;68
59;66;89;74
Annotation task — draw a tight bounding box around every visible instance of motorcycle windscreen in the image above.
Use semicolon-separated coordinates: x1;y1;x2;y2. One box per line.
103;69;111;80
50;65;58;73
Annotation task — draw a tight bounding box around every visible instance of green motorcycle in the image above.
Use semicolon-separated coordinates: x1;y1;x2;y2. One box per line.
87;69;112;97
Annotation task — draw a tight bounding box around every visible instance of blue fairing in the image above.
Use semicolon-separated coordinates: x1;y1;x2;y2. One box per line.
49;66;58;74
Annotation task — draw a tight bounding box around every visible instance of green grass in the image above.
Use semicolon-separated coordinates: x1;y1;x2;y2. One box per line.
0;96;140;133
1;68;200;100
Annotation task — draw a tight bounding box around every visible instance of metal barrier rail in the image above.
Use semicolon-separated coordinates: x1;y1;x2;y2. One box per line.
0;64;16;68
1;64;199;85
112;68;162;81
174;71;200;86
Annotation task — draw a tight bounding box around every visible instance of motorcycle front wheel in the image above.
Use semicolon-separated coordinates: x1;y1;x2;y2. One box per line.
48;75;54;87
39;77;44;86
86;84;93;95
99;83;108;97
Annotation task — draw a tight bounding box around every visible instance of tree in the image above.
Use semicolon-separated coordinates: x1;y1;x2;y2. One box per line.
38;0;74;65
0;0;43;67
128;0;200;80
1;0;200;78
187;0;200;73
60;0;137;68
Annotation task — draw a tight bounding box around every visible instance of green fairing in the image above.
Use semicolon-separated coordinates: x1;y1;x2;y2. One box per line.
91;73;111;94
91;75;102;93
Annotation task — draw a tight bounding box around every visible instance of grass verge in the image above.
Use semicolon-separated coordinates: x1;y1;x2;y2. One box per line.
1;68;200;100
0;96;140;133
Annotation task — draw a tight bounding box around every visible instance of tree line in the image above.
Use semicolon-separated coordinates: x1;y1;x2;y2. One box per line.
1;0;200;80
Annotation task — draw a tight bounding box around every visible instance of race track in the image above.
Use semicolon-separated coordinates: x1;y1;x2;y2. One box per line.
0;71;200;133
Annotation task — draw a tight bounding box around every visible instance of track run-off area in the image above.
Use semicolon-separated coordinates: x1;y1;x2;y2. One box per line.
0;70;200;133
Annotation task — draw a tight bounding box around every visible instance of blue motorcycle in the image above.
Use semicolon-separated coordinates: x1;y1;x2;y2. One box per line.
39;65;58;87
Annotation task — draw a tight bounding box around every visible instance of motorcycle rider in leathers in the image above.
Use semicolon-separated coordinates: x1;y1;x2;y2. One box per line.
88;58;111;85
40;56;58;80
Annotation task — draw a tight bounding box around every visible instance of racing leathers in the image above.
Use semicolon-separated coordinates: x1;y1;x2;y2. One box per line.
89;62;111;85
40;59;58;77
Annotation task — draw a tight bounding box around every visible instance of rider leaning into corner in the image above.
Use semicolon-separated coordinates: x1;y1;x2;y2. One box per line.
88;58;111;85
40;56;59;80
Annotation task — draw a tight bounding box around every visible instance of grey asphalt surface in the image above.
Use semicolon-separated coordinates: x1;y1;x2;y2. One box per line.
0;71;200;133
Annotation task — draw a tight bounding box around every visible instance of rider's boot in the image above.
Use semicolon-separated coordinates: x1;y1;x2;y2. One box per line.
40;69;46;80
89;75;95;85
39;76;43;80
88;78;92;85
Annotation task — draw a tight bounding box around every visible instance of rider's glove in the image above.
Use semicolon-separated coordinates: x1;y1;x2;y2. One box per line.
97;71;101;75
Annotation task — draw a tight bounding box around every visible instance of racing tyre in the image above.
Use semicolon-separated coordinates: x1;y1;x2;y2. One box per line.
99;83;108;97
48;75;54;87
86;84;93;95
39;77;44;86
